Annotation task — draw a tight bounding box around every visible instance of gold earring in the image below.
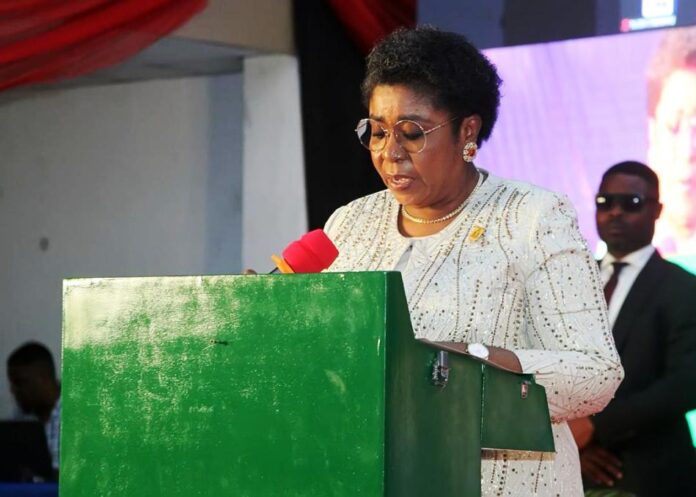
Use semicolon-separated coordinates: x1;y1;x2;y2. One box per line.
462;142;477;163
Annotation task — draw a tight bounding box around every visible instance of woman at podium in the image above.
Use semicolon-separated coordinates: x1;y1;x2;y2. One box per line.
324;26;624;497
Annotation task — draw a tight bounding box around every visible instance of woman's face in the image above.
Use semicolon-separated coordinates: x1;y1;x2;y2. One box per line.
367;84;477;211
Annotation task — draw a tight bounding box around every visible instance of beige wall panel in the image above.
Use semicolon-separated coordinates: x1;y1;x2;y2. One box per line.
174;0;294;54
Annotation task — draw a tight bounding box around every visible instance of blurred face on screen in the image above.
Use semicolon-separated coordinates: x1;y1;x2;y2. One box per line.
648;67;696;245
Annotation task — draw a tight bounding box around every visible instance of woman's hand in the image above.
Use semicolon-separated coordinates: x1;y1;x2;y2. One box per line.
418;338;467;354
418;339;522;373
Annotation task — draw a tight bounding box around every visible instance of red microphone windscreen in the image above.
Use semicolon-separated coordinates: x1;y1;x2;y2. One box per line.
282;229;339;273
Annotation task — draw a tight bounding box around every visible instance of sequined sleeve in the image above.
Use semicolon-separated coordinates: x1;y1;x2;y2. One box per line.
513;192;624;422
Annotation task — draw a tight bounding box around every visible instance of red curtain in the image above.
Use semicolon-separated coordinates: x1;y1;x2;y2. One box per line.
0;0;207;92
326;0;417;55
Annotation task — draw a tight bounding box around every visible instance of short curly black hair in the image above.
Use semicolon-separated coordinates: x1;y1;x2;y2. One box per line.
601;161;660;199
361;26;502;146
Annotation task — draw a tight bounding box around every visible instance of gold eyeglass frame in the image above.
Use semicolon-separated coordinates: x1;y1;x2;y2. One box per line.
355;115;460;154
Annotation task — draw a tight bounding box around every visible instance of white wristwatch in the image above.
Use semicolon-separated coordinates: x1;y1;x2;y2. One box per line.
466;343;490;360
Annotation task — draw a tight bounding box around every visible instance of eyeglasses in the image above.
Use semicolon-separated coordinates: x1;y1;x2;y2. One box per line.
355;116;459;154
595;193;658;213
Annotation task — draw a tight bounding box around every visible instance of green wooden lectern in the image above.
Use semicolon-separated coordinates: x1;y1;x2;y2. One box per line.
61;272;553;497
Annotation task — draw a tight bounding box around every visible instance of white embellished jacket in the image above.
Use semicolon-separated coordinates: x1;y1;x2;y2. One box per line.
325;171;624;497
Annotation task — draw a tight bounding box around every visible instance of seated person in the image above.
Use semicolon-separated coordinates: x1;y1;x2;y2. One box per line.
7;342;61;477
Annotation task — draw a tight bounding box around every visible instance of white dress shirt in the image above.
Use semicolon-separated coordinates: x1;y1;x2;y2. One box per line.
600;244;655;328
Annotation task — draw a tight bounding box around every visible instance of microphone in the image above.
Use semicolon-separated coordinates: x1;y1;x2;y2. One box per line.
271;229;339;274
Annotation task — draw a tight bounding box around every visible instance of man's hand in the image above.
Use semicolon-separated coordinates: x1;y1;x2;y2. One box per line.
568;416;595;450
579;444;623;487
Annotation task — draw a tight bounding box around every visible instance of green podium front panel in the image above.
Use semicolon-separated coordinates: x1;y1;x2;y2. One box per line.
62;274;390;497
61;272;553;497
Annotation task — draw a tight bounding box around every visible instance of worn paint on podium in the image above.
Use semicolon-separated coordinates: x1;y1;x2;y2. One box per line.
62;273;388;497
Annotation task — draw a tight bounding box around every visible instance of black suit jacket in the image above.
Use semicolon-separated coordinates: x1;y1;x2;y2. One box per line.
591;251;696;497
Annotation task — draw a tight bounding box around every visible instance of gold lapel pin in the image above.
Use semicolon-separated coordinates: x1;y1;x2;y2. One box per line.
468;225;485;242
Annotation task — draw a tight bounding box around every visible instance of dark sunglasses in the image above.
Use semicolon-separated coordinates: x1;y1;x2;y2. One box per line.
595;193;657;213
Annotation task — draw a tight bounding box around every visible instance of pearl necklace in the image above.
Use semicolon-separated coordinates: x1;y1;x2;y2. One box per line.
401;168;483;225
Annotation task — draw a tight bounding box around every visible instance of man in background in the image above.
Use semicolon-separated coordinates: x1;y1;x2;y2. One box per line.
7;342;61;475
647;26;696;256
570;161;696;497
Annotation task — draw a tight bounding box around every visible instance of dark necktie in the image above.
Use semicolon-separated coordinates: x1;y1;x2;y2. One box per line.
604;262;627;304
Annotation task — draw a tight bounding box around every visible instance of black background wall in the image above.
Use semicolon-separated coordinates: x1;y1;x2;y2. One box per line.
293;0;383;229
